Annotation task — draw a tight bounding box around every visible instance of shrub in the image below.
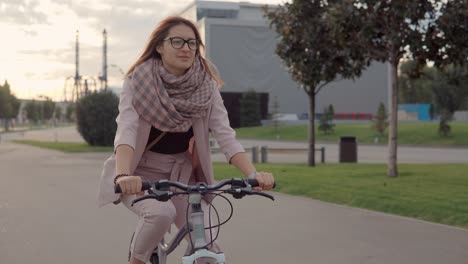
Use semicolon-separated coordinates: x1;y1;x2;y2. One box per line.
24;100;40;124
240;89;261;127
438;109;452;137
75;90;119;146
318;105;335;135
372;102;388;137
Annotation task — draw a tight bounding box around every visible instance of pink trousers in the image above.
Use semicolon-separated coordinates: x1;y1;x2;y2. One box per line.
120;150;221;263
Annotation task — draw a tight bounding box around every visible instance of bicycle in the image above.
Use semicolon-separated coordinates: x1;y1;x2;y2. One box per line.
115;178;275;264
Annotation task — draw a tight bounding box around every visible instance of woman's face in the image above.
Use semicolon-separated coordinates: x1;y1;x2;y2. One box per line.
157;24;198;76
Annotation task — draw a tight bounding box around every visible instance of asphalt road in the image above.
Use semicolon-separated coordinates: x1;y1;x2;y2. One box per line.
1;141;468;264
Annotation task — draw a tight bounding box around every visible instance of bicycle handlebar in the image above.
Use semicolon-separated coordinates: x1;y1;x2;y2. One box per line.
115;178;273;193
114;178;275;201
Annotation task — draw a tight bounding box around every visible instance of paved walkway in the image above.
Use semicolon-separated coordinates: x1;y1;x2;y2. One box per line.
0;141;467;264
2;126;468;163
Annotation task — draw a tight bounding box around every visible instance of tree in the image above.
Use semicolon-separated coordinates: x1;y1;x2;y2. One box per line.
41;96;56;121
398;60;434;104
328;0;467;177
372;102;389;138
264;0;369;166
318;106;335;135
423;0;468;135
66;103;75;122
55;107;63;122
399;61;468;135
328;104;335;119
75;90;119;146
429;103;435;120
423;0;468;68
25;100;40;124
0;81;20;131
240;89;261;127
428;65;468;136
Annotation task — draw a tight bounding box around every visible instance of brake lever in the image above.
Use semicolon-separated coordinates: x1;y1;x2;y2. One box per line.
225;187;275;201
222;188;242;199
131;190;175;206
243;184;275;201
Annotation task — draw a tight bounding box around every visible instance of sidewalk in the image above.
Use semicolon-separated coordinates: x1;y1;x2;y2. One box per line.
3;126;467;164
0;141;467;264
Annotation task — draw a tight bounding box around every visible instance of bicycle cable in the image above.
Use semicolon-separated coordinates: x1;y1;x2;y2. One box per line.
206;192;234;230
206;192;233;250
185;191;234;253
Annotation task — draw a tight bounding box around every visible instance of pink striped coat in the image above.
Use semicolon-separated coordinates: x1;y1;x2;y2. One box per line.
98;75;245;207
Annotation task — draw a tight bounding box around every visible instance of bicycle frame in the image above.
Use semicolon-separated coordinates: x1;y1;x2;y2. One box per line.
119;178;274;264
153;192;226;264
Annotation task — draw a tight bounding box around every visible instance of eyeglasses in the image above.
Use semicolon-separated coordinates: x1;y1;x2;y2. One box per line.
163;37;199;50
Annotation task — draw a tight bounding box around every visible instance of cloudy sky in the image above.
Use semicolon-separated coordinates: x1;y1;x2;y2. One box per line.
0;0;286;101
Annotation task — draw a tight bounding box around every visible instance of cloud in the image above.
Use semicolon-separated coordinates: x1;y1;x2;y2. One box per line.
63;1;191;74
18;44;107;80
60;1;187;45
4;0;293;100
0;0;49;25
39;0;191;70
19;48;74;61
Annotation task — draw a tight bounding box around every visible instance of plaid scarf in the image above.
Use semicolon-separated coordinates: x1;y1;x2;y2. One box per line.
131;55;214;132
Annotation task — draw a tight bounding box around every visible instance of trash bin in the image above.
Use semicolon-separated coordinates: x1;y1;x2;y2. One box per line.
339;136;357;163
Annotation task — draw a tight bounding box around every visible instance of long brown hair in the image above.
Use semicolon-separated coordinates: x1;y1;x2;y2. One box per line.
125;16;223;87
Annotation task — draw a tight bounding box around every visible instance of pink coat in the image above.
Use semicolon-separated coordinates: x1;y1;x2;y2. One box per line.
98;75;245;207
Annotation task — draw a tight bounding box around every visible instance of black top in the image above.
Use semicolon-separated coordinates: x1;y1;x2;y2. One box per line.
146;126;194;154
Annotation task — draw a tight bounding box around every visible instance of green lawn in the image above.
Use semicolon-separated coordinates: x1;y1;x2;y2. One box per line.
0;123;74;134
235;122;468;147
13;140;113;153
13;139;468;228
214;163;468;229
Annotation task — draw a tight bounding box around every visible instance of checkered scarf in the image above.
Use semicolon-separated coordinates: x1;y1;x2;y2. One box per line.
131;55;214;132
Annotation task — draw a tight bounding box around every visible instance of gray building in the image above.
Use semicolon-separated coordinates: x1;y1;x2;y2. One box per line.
179;0;389;121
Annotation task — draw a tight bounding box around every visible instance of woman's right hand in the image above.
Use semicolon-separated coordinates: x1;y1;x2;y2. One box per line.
115;176;144;195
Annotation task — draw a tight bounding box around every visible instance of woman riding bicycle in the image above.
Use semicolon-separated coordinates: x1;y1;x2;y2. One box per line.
98;16;275;264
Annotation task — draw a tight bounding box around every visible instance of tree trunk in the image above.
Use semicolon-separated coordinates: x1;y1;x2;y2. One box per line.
3;119;9;132
387;59;399;177
308;92;316;166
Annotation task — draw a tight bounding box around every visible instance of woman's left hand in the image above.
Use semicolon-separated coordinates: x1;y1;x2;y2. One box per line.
254;171;275;191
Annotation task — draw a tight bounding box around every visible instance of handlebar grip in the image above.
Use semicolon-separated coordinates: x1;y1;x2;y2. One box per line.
114;181;152;194
247;178;259;187
247;179;276;189
142;181;151;191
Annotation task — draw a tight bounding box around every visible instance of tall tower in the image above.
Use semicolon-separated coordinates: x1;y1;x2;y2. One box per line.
101;29;108;90
74;30;82;101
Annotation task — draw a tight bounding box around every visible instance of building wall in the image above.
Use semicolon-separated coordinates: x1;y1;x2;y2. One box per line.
202;18;388;115
206;20;308;114
317;62;389;114
237;4;265;20
182;1;389;116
